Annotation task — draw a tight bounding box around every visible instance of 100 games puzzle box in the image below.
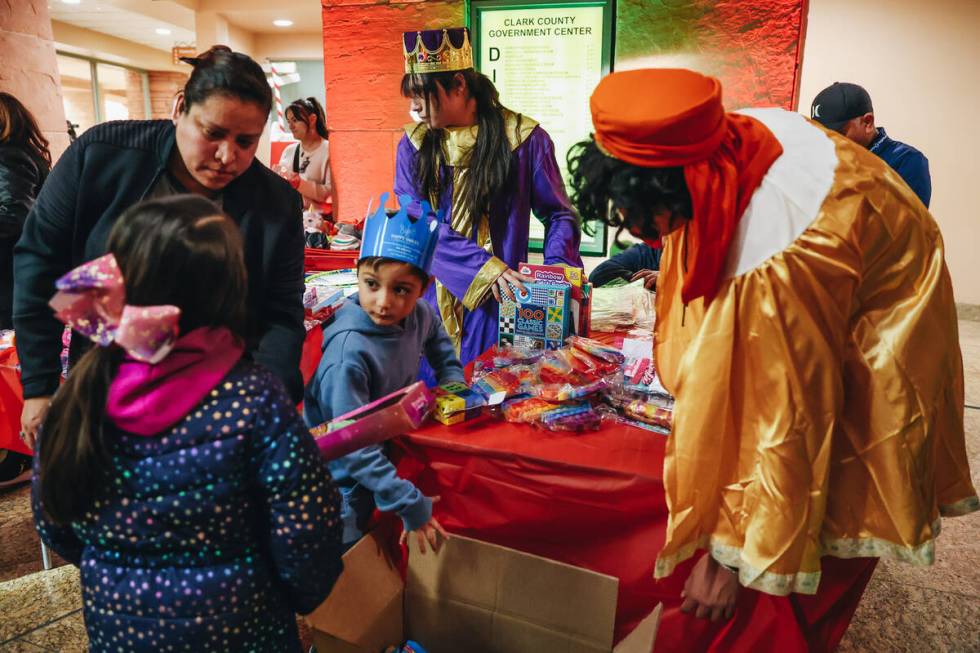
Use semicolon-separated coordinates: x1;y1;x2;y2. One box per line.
498;282;571;351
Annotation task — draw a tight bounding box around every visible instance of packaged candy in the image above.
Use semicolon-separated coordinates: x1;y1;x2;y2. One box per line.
472;369;522;405
624;400;673;430
433;382;487;425
502;397;558;423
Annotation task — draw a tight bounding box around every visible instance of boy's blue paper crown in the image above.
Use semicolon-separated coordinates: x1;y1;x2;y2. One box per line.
360;193;442;274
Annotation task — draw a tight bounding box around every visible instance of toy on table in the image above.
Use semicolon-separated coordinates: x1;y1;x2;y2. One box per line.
498;281;571;352
384;641;428;653
566;335;626;365
536;402;602;432
517;262;591;336
491;345;542;368
433;382;487;425
538;377;608;402
624;400;673;430
472;369;522;405
501;396;558;423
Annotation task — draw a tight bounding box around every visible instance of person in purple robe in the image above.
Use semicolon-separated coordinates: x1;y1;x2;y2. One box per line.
395;27;583;378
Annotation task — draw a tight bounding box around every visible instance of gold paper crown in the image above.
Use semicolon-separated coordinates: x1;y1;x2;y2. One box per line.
403;28;474;75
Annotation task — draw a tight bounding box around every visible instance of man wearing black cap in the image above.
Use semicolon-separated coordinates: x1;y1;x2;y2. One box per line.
811;82;931;206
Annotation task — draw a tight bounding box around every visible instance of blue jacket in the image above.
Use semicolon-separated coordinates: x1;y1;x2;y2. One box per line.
33;362;343;652
869;127;931;207
588;243;662;288
304;294;464;544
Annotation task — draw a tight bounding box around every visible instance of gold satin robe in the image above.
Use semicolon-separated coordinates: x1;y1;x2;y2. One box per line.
653;114;978;596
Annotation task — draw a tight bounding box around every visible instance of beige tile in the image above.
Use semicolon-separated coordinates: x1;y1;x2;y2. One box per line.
0;485;68;584
838;576;980;653
19;611;87;653
0;565;81;643
958;319;980;406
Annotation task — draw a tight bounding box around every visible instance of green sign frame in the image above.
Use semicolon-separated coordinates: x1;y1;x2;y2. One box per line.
467;0;616;257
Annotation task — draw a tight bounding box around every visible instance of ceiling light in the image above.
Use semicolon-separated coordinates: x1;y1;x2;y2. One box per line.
155;28;172;35
61;0;82;4
273;19;293;27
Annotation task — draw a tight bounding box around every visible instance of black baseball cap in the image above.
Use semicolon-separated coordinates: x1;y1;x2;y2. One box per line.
810;82;873;131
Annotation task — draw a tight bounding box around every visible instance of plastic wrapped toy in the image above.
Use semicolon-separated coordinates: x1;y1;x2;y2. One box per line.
566;335;626;365
502;397;559;423
536;402;602;432
472;369;522;405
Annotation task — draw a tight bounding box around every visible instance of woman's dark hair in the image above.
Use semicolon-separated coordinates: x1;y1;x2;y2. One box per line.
38;195;249;524
401;69;514;229
0;92;51;169
179;45;272;116
285;97;328;140
567;136;692;245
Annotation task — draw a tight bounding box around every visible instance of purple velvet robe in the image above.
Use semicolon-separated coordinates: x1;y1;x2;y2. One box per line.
394;125;583;374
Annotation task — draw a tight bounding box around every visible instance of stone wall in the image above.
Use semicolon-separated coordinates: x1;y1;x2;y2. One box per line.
321;0;464;224
0;0;69;159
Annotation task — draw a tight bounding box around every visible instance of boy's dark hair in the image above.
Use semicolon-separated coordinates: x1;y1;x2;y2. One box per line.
567;136;693;245
401;69;516;232
357;256;429;286
285;97;329;140
179;45;272;116
38;195;248;525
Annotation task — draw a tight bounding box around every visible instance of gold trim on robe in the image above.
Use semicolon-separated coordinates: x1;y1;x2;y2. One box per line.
404;110;539;352
652;117;978;596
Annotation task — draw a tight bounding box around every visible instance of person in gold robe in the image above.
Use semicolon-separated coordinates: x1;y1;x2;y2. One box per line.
567;68;977;620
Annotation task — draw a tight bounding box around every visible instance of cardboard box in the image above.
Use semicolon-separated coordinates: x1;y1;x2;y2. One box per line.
432;383;486;425
311;382;433;460
498;282;571;351
518;263;591;336
307;532;660;653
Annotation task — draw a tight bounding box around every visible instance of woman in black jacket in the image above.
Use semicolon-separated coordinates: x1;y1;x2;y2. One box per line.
0;92;50;329
14;46;306;447
0;93;50;486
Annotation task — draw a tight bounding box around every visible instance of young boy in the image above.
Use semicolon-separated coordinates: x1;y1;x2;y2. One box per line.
304;197;463;553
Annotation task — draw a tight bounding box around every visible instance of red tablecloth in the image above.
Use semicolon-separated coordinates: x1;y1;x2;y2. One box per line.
0;347;30;455
392;417;876;653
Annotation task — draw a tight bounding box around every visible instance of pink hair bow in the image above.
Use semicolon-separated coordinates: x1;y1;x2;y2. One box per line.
48;254;181;364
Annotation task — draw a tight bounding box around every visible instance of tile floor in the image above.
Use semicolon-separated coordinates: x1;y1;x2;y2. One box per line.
2;321;979;652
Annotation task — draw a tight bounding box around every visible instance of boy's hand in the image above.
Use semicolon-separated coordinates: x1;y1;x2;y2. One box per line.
491;269;533;303
399;496;450;554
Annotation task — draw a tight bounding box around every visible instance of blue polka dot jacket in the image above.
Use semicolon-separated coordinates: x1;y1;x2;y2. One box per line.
32;362;344;652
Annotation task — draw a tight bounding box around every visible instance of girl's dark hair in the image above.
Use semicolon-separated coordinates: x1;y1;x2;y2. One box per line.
567;136;692;244
357;256;429;286
179;45;272;116
0;92;51;169
401;69;514;229
285;97;328;140
38;195;248;525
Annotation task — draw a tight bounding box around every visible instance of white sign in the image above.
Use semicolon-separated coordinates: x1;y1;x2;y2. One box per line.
477;5;606;252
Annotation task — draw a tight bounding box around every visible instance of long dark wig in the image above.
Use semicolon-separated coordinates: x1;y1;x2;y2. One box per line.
401;69;515;228
37;195;249;525
567;136;692;245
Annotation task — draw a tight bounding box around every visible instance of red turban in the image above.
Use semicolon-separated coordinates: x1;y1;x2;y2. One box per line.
591;69;783;303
